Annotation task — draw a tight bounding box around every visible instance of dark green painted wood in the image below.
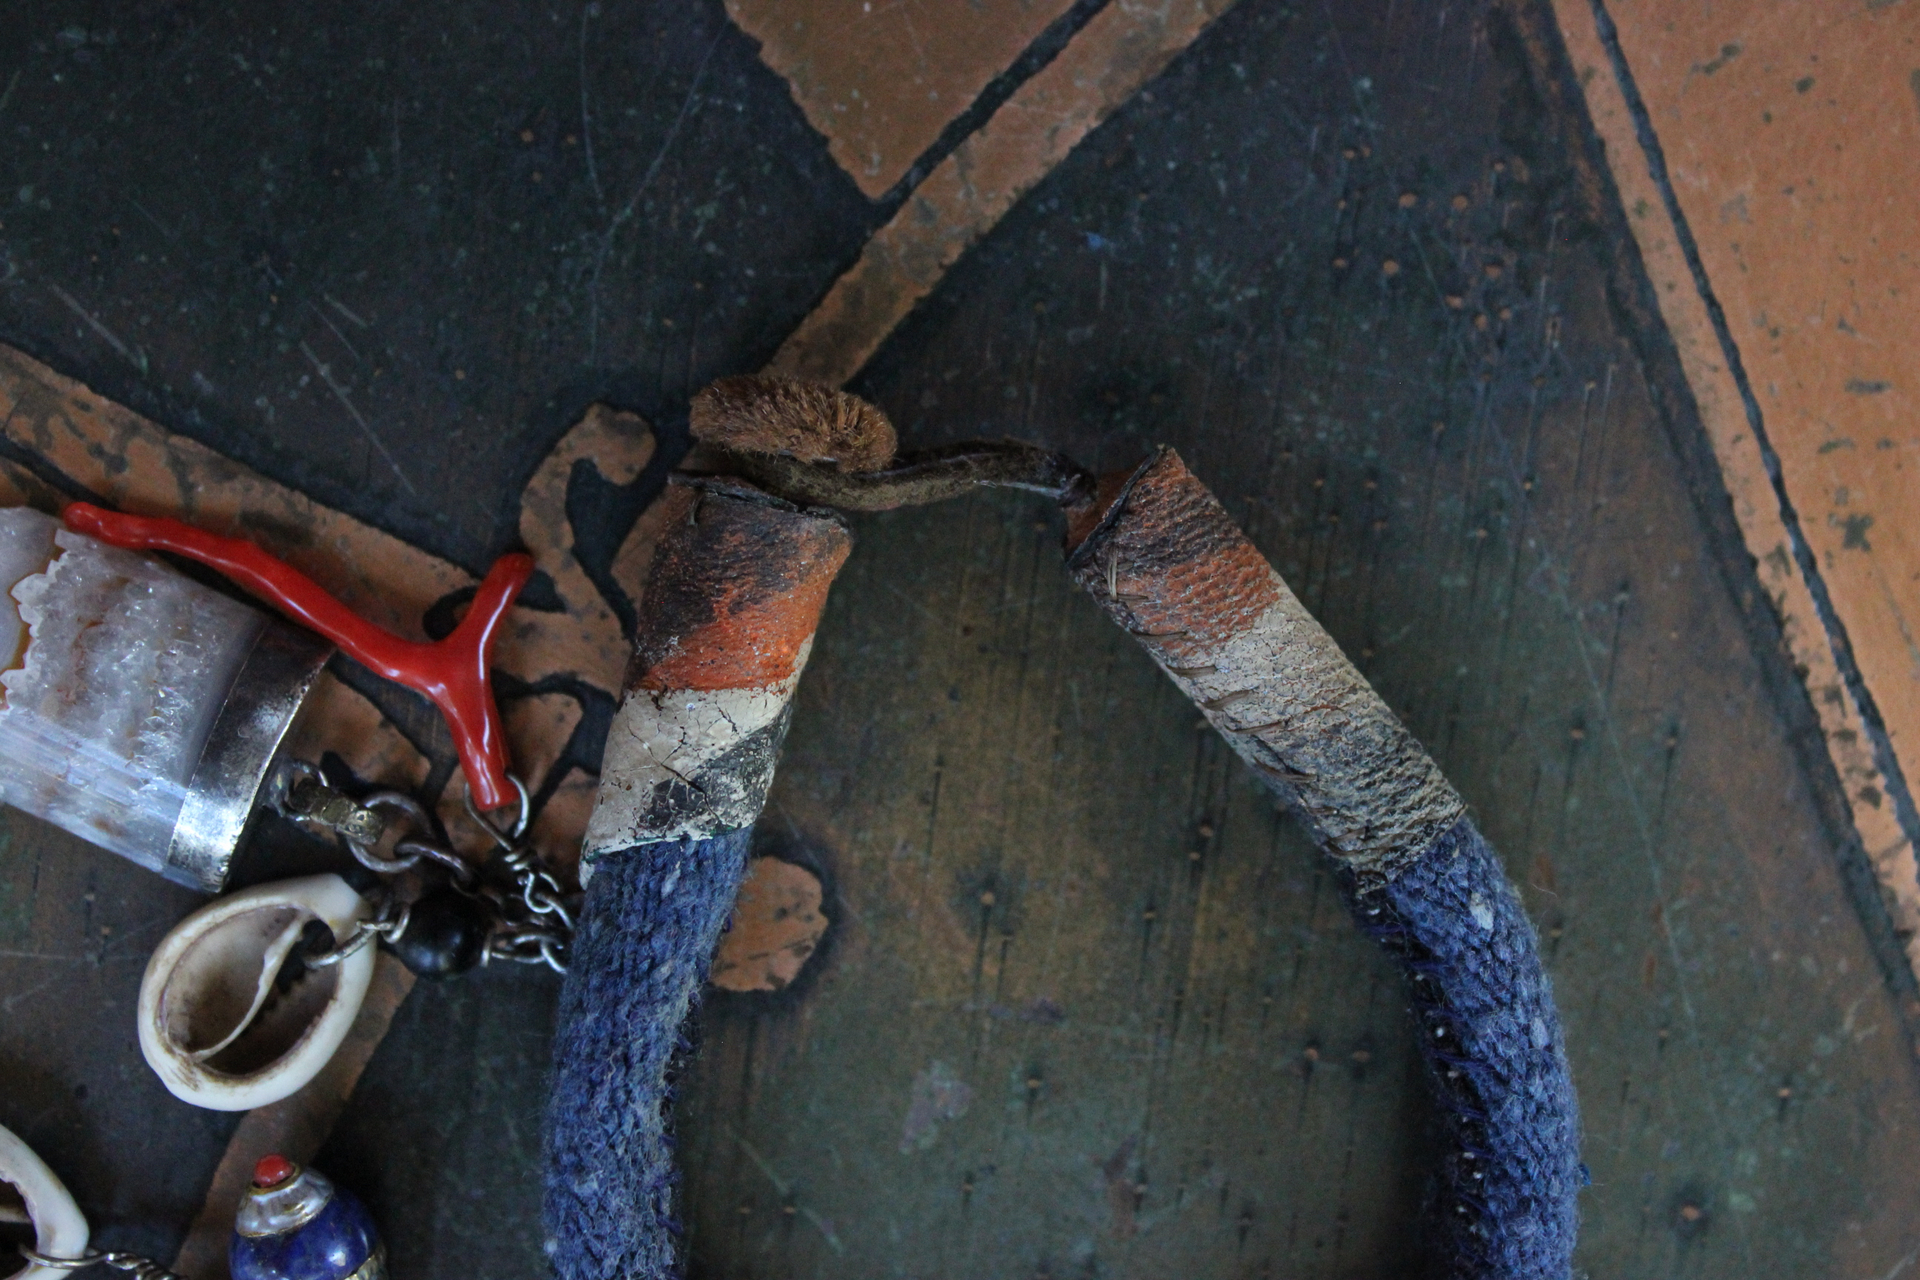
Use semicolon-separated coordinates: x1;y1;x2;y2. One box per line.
0;0;870;571
683;2;1920;1275
0;811;229;1264
2;1;1916;1278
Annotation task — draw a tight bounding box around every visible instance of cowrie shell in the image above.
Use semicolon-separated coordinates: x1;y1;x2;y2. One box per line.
138;874;375;1112
0;1121;88;1279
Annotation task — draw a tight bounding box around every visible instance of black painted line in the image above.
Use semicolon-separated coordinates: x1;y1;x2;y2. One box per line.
0;427;98;503
1586;0;1920;862
871;0;1116;219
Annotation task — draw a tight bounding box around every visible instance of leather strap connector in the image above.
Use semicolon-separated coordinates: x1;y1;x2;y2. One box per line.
1065;449;1464;887
582;480;851;867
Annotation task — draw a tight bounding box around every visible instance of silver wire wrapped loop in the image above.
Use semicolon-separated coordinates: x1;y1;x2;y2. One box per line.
275;763;570;972
18;1246;185;1279
463;774;531;849
346;790;436;874
306;893;412;969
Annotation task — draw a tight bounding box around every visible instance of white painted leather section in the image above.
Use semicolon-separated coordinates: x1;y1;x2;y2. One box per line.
582;639;811;862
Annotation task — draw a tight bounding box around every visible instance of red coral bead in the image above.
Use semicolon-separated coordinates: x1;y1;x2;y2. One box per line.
253;1154;297;1189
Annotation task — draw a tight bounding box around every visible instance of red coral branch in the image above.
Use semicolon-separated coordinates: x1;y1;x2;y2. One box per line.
63;502;532;811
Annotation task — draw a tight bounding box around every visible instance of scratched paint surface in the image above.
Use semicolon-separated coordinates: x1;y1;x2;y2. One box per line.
1588;1;1920;851
727;0;1080;197
1547;1;1920;985
767;0;1242;387
682;2;1920;1275
0;1;1917;1278
0;1;870;572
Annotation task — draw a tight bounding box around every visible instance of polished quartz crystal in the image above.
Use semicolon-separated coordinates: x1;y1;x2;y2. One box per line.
0;507;262;881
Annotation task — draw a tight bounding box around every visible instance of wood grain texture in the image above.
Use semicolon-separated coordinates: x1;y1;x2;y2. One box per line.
684;1;1920;1274
1548;0;1920;985
0;1;872;571
766;0;1241;387
726;0;1080;197
3;0;1919;1277
1604;0;1920;807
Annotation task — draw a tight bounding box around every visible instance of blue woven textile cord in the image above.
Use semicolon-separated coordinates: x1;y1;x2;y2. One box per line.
542;828;753;1280
1354;817;1581;1279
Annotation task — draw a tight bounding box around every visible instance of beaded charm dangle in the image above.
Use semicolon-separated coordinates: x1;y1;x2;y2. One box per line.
229;1156;385;1280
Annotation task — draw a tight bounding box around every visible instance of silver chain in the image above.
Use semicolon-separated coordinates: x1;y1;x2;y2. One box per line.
304;892;413;969
18;1246;184;1278
463;784;574;973
276;762;576;973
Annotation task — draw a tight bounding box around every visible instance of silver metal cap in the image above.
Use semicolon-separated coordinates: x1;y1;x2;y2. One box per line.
165;620;333;893
235;1163;335;1237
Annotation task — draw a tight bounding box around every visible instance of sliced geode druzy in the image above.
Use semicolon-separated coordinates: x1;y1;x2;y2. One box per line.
230;1156;386;1280
0;507;262;876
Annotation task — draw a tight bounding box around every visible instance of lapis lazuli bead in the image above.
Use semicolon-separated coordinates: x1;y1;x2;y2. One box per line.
230;1155;386;1280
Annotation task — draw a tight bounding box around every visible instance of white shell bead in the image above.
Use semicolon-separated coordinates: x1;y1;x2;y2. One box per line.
0;1121;88;1279
138;873;376;1112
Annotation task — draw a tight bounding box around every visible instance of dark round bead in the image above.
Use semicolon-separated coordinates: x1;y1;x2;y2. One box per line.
386;890;489;978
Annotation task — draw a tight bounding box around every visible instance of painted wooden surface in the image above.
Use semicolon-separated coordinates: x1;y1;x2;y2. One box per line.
1550;0;1920;988
724;0;1082;197
766;0;1243;386
0;1;1917;1278
1550;0;1920;983
686;2;1920;1275
1594;0;1920;805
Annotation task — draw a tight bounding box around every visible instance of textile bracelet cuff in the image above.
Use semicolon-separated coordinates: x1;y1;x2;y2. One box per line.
541;429;1583;1279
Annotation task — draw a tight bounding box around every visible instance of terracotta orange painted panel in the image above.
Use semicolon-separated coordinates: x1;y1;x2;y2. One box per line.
1599;0;1920;805
727;0;1078;197
1554;0;1920;970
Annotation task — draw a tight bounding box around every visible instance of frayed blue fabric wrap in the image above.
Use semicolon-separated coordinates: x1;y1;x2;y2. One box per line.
542;829;752;1280
538;827;1576;1280
1354;816;1581;1279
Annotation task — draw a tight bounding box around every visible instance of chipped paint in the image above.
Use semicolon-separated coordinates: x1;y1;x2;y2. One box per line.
767;0;1241;387
0;344;660;880
1555;0;1920;973
709;856;829;993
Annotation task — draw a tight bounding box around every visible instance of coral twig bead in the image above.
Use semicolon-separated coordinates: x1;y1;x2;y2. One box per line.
62;502;532;810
